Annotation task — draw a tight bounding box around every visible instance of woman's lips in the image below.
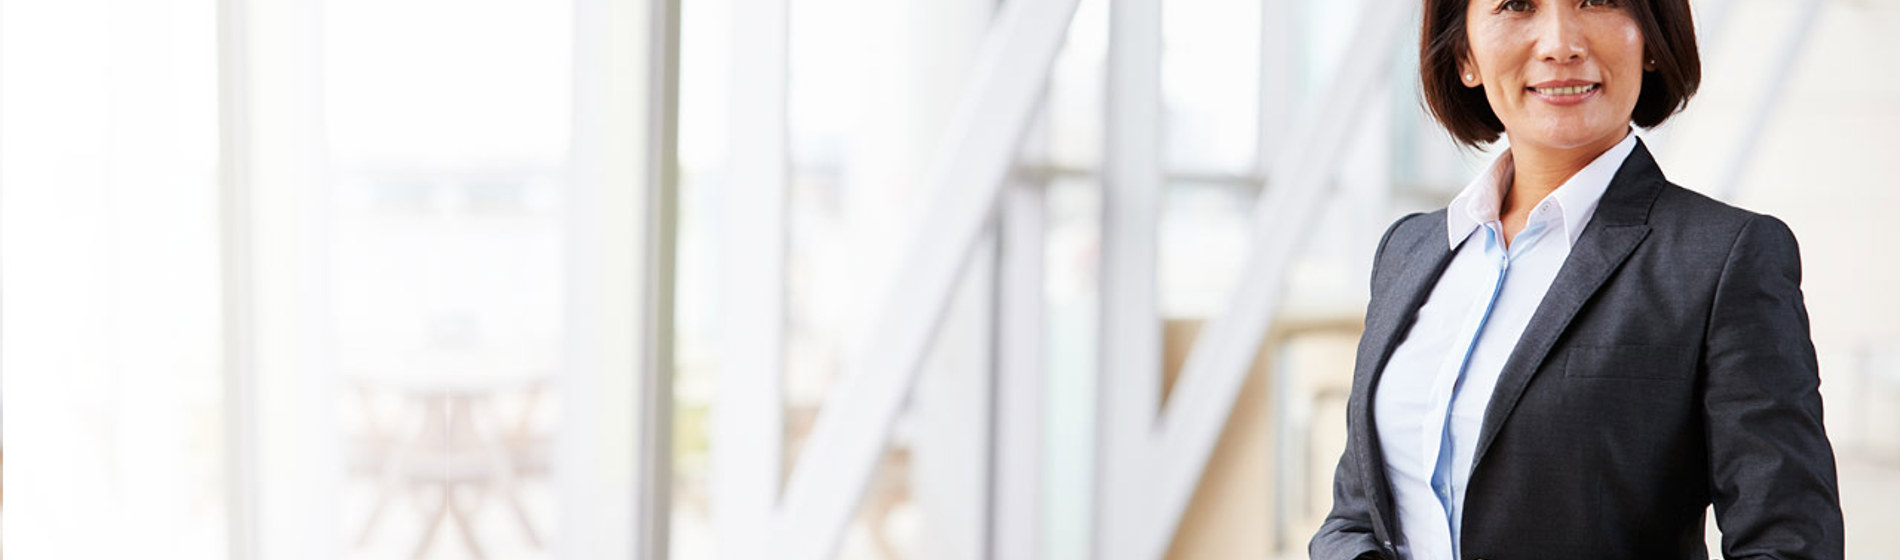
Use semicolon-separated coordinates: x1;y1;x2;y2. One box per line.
1526;82;1600;106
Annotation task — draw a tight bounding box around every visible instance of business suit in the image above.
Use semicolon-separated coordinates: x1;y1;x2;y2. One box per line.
1311;140;1844;560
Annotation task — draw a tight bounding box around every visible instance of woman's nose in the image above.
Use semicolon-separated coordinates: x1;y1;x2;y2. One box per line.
1533;11;1588;63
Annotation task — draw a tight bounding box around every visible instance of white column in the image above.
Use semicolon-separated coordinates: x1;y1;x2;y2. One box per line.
218;0;261;555
916;225;999;560
1256;0;1300;180
993;176;1048;560
713;0;787;554
237;0;339;558
639;0;682;557
567;0;665;557
1096;0;1162;556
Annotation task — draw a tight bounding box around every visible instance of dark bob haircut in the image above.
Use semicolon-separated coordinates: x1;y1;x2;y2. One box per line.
1420;0;1702;148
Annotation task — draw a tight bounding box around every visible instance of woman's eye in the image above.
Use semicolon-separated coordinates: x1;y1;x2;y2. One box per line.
1499;0;1534;12
1582;0;1618;7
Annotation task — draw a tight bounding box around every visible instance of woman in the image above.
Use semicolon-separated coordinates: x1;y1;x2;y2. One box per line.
1309;0;1844;558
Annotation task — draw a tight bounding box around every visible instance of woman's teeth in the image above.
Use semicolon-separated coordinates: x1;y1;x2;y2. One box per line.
1533;83;1598;95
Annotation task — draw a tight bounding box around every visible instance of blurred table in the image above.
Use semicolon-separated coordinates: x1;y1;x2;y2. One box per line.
342;343;555;559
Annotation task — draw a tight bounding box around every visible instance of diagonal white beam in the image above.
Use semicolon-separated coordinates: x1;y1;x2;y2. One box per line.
1706;0;1824;202
1637;0;1738;154
714;0;787;555
1693;0;1738;60
767;0;1083;558
1135;3;1417;559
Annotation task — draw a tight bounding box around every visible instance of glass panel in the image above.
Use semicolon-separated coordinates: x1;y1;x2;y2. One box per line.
319;1;600;558
1156;181;1255;322
1040;176;1104;560
1161;0;1261;176
0;1;227;557
1040;1;1107;557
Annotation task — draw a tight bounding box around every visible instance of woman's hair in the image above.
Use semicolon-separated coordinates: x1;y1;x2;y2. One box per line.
1419;0;1702;148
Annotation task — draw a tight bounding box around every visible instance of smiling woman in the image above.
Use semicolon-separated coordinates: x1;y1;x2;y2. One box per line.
1310;0;1844;559
1419;0;1700;149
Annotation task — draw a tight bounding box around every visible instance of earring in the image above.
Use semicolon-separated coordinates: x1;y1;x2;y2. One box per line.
1465;73;1474;83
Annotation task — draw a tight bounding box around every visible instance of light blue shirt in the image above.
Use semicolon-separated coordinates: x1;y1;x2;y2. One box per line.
1373;130;1638;560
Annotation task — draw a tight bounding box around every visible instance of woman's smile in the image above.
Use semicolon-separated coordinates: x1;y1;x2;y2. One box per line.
1526;79;1601;105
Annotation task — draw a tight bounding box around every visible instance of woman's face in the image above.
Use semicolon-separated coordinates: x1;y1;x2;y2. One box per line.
1463;0;1646;151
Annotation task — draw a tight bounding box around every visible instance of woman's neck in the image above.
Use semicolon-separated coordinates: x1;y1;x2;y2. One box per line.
1501;128;1629;220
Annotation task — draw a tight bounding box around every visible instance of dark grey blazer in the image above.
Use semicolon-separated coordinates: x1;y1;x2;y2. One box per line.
1310;140;1844;560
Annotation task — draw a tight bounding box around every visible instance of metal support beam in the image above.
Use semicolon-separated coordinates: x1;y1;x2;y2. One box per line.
766;0;1082;557
1139;3;1416;558
714;0;787;555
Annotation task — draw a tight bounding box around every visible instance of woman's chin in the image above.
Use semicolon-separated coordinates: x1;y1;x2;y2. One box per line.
1507;121;1626;151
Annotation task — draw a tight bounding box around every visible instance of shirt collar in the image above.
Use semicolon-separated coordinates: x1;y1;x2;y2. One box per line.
1445;129;1640;250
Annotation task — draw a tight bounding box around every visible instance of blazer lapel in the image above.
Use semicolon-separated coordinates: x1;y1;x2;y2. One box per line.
1467;139;1667;473
1353;211;1464;538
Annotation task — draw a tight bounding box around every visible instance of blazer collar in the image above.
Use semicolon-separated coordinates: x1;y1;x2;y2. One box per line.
1444;129;1639;250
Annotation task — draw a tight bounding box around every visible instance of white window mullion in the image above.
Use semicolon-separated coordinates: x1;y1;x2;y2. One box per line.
712;0;787;555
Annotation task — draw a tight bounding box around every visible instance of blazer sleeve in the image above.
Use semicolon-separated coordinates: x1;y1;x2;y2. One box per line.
1309;449;1386;560
1703;214;1845;560
1310;213;1417;560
